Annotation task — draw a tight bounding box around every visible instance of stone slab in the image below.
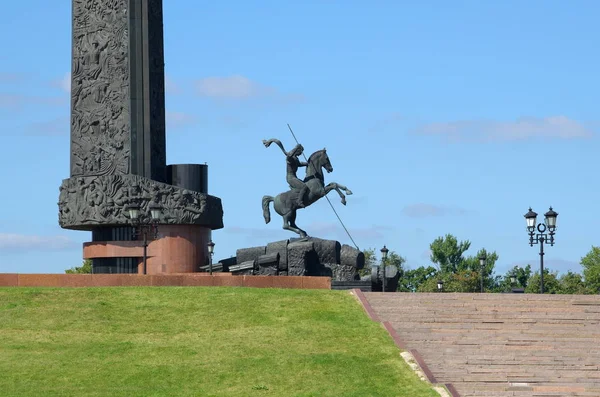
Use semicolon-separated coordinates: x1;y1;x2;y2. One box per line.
243;276;274;288
0;273;18;287
19;274;62;287
302;276;331;289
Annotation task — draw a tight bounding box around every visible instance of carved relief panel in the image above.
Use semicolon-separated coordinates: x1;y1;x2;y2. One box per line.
71;0;130;177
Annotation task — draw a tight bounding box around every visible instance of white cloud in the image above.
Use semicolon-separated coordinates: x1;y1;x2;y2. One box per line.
401;203;471;218
166;111;196;129
195;74;305;103
0;233;79;252
196;75;269;99
414;116;594;142
57;73;71;93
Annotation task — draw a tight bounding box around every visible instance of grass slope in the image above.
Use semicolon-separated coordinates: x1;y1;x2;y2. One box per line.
0;287;437;397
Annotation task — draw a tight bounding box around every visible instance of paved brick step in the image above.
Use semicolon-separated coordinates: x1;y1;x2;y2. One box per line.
371;303;600;310
425;365;600;379
362;293;600;396
391;324;600;331
397;338;600;347
388;329;600;338
419;349;600;360
364;292;600;301
374;308;600;317
375;312;600;320
394;332;600;340
421;355;600;365
396;337;600;346
365;298;600;306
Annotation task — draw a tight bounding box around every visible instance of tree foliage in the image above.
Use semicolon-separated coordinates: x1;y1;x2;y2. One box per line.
397;266;437;292
525;269;561;294
429;234;471;274
581;246;600;293
559;271;588;295
495;265;532;292
65;259;92;274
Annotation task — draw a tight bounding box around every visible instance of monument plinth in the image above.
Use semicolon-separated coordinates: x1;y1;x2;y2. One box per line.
59;0;223;274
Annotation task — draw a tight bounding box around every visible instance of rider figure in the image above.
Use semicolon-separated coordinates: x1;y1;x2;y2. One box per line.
263;138;309;208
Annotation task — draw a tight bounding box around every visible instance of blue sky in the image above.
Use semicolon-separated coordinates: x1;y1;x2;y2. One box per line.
0;1;598;276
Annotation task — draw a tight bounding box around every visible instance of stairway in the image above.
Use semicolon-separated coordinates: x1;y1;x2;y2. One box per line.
363;292;600;397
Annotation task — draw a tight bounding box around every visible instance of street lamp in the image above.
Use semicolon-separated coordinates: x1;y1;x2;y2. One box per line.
524;207;558;294
478;252;487;293
207;240;215;275
380;245;389;293
437;280;444;292
126;203;161;275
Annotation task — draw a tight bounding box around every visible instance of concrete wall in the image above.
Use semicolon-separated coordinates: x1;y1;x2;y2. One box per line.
0;274;331;289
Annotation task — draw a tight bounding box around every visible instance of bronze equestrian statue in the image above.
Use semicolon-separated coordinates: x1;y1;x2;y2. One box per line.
262;138;352;238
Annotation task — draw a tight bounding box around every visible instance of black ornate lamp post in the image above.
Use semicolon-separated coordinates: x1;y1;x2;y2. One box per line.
380;245;389;293
207;240;215;275
126;203;162;275
437;280;444;292
524;207;558;294
478;252;487;293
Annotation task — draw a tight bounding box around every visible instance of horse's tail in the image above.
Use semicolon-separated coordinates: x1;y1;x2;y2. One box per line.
262;195;274;224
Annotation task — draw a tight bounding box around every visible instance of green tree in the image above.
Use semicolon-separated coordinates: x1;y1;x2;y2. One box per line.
429;234;471;274
417;270;480;293
559;271;589;295
359;248;377;278
496;265;532;292
580;246;600;293
397;266;437;292
460;248;499;291
525;268;561;294
417;276;442;292
65;259;92;274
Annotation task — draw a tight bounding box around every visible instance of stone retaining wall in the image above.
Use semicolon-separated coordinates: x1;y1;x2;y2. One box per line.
0;274;331;289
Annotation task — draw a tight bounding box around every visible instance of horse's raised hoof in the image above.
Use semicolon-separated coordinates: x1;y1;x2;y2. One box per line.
346;189;353;195
341;199;347;206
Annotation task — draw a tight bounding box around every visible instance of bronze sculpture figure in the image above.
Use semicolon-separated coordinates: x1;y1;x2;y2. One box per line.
262;138;352;238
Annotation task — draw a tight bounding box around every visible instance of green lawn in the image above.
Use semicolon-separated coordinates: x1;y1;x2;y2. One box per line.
0;287;438;397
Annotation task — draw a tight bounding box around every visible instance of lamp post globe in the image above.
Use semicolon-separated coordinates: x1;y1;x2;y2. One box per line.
524;208;538;231
149;203;162;221
380;245;389;293
478;252;487;293
127;204;141;221
380;245;389;260
207;241;215;275
544;207;558;231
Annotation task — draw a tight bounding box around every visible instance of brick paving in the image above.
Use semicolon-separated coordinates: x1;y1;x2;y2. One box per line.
363;292;600;397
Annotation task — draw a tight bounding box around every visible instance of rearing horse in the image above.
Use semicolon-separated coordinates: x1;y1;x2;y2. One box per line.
262;149;352;238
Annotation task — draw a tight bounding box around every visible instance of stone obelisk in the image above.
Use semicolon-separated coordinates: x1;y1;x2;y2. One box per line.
59;0;223;274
